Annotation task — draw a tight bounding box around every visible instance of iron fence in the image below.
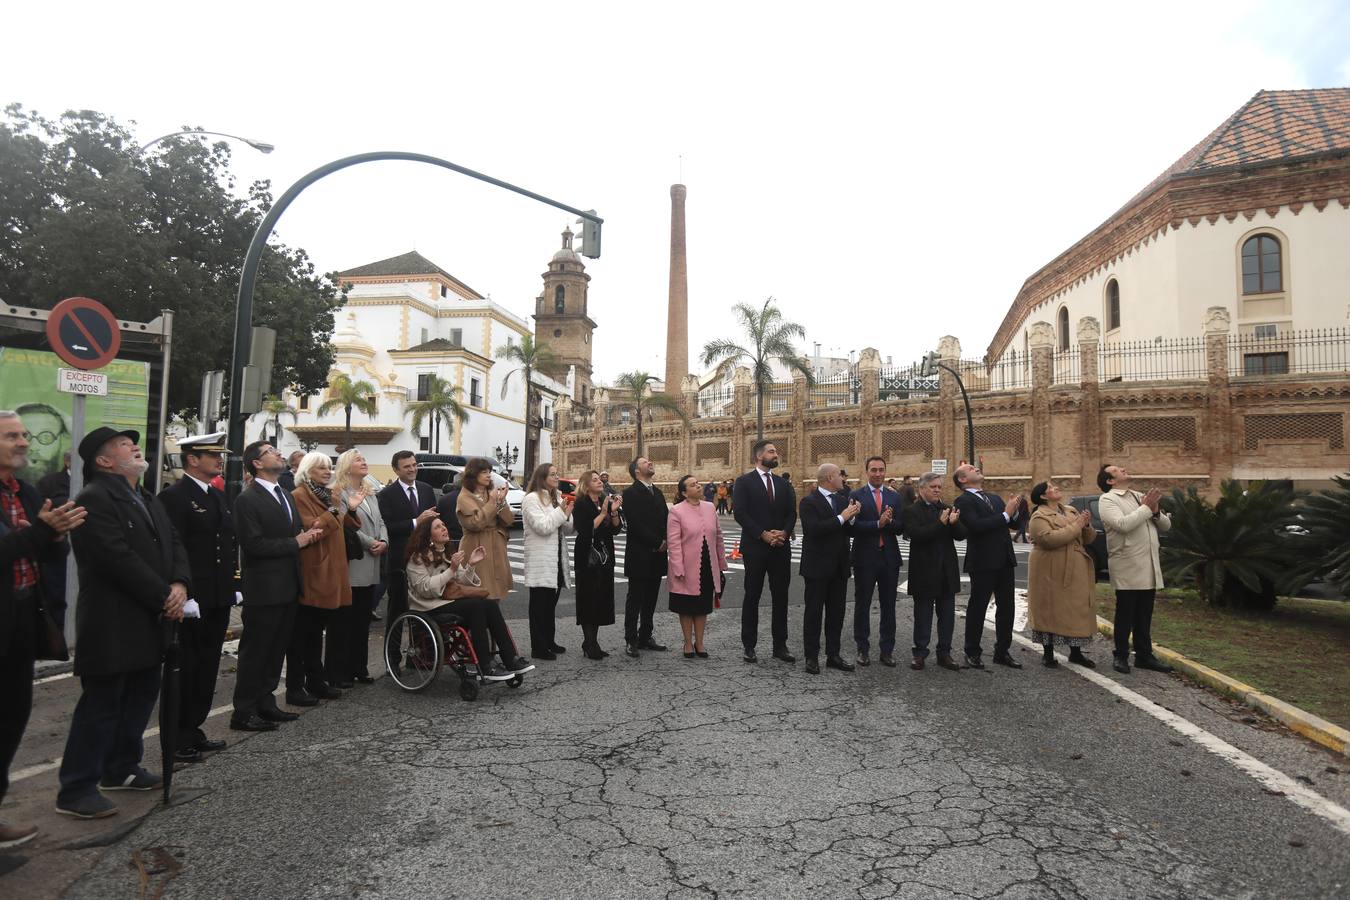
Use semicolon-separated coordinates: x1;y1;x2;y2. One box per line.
1098;336;1208;383
808;369;860;409
1228;326;1350;378
878;364;938;401
1051;347;1081;386
696;384;736;418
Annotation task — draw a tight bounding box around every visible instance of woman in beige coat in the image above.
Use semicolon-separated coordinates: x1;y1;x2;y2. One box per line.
1025;480;1098;669
455;457;514;600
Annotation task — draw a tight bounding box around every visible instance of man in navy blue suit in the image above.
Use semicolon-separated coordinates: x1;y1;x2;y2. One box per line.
849;456;905;667
732;439;797;663
952;463;1025;670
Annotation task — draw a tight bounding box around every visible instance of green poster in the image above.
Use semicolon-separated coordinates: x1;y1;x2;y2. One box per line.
0;346;151;482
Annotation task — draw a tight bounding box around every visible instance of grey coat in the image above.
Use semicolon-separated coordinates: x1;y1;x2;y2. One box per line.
342;483;389;588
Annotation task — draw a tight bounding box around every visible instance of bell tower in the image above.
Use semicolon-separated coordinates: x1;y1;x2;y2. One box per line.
534;227;595;405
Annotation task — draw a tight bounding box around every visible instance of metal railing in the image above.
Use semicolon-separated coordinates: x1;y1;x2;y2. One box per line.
878;364;939;401
1051;347;1081;386
1098;336;1208;383
1228;326;1350;378
808;370;859;409
696;384;736;418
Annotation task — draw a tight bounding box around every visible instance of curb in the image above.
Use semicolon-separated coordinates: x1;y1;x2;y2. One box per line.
1094;615;1349;757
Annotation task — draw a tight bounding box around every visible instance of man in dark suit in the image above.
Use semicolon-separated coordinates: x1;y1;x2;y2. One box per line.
622;456;668;657
849;456;905;667
35;451;72;630
155;434;237;762
799;463;861;674
902;472;966;671
377;450;438;657
231;440;324;732
56;428;191;819
952;463;1025;670
1;411;84;846
434;474;464;544
732;439;798;663
277;450;304;493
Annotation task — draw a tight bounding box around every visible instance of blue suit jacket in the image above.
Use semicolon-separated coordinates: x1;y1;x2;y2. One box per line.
848;484;904;569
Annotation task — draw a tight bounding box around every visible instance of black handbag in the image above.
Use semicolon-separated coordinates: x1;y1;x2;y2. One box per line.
33;591;69;661
343;524;364;561
588;539;608;568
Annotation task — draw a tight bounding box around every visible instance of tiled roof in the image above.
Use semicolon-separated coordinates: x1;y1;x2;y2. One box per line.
339;251;484;299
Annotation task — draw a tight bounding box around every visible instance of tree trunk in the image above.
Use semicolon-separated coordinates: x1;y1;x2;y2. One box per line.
344;406;353;452
635;406;645;458
755;386;765;441
433;410;441;454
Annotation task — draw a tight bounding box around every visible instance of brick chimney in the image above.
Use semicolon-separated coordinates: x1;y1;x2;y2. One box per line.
665;184;689;394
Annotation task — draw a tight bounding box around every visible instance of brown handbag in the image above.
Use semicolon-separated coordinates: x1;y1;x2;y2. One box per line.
441;565;490;601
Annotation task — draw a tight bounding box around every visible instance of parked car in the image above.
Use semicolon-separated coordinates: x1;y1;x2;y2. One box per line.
1068;494;1111;581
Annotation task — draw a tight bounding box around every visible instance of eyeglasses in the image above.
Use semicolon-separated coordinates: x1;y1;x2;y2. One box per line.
19;431;61;446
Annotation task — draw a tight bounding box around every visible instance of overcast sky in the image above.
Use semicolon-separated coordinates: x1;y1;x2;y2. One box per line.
5;1;1348;382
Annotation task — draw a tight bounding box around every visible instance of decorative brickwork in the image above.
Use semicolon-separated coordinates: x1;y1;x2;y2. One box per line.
566;450;592;472
1242;412;1344;451
647;443;679;464
973;422;1027;457
696;440;732;466
809;432;856;463
881;428;934;457
1111;416;1199;453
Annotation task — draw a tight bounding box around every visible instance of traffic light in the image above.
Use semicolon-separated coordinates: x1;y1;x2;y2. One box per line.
578;211;602;259
918;351;939;378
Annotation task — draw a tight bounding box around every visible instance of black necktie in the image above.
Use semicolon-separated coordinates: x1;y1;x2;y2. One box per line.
829;492;842;515
979;491;995;511
407;484;418;511
273;485;292;523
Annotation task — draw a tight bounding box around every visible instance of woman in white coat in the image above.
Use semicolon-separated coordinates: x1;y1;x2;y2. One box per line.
521;462;574;660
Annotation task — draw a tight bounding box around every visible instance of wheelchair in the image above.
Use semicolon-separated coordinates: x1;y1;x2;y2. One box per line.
385;610;526;701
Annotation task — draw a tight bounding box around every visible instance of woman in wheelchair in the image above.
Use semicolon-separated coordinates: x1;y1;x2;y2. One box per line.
404;517;534;681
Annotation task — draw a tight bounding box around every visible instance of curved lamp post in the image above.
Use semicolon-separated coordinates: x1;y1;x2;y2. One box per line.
223;151;603;501
139;130;275;154
920;352;975;464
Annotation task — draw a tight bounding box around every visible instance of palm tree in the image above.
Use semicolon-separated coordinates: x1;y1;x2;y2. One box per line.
259;394;298;445
699;296;814;440
317;373;379;452
1290;474;1350;597
496;335;563;475
612;370;688;458
404;374;469;455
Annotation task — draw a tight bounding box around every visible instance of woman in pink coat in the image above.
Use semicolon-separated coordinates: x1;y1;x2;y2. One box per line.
665;475;728;659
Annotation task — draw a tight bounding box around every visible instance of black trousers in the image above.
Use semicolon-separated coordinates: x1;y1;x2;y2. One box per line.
176;604;230;745
288;605;337;693
803;575;848;660
624;576;662;644
964;566;1016;658
1114;588;1156;661
430;601;517;666
913;591;956;657
0;590;36;807
529;587;560;652
384;568;409;633
852;556;900;654
741;548;791;650
58;666;160;804
345;585;375;679
233;602;296;718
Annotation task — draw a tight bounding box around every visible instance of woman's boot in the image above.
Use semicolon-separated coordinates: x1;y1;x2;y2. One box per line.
1069;647;1096;669
1042;643;1058;668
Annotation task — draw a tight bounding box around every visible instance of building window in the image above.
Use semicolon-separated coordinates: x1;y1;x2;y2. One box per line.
1254;323;1278;340
1243;352;1289;375
470;377;482;408
554;285;565;314
1057;307;1070;351
419;433;431;451
416;373;431;401
1105;279;1121;331
1241;234;1282;294
440;285;448;298
420;327;429;344
449;328;462;347
297;393;309;411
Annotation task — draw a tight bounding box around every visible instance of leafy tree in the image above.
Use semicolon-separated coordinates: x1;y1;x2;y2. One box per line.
404;374;469;454
259;394;298;445
495;334;563;476
611;370;687;458
1289;474;1350;598
699;296;814;440
1160;479;1302;610
0;105;345;415
317;374;378;452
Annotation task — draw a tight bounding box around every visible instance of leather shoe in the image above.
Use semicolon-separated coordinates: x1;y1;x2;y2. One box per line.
259;708;298;723
937;654;961;671
910;656;925;670
880;653;896;668
354;675;376;684
743;648;758;663
310;684;342;700
196;738;227;752
826;656;855;672
1113;657;1131;674
804;657;821;674
173;746;201;763
549;644;567;654
336;680;355;690
1135;656;1174;673
532;649;557;661
993;652;1023;669
230;714;278;732
856;649;870;667
639;639;667;651
284;691;319;707
964;653;985;670
772;647;796;664
625;642;640;658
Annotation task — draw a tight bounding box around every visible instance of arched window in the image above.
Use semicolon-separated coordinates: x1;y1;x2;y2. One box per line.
1105;279;1121;331
1241;234;1282;294
1057;307;1070;351
554;285;566;314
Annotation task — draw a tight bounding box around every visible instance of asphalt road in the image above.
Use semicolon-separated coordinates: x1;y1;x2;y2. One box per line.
6;518;1349;898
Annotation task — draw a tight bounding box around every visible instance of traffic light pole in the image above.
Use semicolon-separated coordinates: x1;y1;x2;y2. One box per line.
224;151;603;502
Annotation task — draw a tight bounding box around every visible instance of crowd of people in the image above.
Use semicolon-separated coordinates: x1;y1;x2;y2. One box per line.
0;408;1177;851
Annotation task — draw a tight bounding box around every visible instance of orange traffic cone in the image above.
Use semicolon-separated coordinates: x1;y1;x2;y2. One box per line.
729;541;742;561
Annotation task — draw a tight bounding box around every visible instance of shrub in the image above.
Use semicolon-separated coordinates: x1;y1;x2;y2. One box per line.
1290;474;1350;599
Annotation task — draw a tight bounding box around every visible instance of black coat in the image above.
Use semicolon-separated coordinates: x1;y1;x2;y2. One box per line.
70;474;191;677
0;477;66;659
378;479;436;563
621;481;668;579
848;484;905;570
233;480;303;607
798;489;852;581
573;493;618;626
37;468;71;506
156;476;239;609
732;470;796;557
953;489;1019;574
902;500;967;598
435;487;464;543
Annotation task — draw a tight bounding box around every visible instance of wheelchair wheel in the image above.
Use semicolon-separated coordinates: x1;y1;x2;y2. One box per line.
507;675;523;688
459;680;479;702
385;613;441;691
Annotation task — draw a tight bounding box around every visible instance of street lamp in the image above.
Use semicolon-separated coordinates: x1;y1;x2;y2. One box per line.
919;351;976;464
494;443;519;471
138;130;275;154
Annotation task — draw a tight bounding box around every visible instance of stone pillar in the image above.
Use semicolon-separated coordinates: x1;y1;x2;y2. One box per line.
1077;317;1101;491
680;374;699;472
591;388;609;474
857;348;881;459
936;335;960;472
1028;322;1055;485
791;369;809;480
555;394;572;434
1204;306;1233;490
665;185;689;396
733;366;752;465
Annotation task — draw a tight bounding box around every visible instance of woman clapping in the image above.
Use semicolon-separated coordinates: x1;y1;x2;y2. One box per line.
573;470;621;660
1026;480;1098;668
666;475;727;658
521;463;574;659
336;449;388;684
